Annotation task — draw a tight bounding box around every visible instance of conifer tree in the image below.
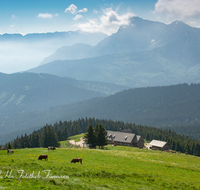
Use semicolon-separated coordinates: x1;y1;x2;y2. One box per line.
62;127;69;141
95;123;108;149
7;142;12;149
84;124;96;148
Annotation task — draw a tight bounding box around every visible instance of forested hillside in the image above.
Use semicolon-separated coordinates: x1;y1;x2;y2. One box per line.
1;83;200;144
9;118;200;156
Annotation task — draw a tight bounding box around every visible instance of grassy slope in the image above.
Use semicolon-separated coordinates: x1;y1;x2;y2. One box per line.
67;133;84;143
0;146;200;190
60;134;85;148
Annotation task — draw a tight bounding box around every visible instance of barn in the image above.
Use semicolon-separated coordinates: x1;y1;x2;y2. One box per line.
106;130;144;147
149;140;170;151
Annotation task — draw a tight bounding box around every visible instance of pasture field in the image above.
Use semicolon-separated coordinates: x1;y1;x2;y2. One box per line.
0;146;200;190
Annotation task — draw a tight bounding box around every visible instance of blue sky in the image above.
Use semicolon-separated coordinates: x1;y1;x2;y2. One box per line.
0;0;200;35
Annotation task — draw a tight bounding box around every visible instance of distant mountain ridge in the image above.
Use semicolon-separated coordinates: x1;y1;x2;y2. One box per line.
0;31;107;46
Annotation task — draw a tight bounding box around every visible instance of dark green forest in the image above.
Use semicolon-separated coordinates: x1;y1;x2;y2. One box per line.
8;118;200;156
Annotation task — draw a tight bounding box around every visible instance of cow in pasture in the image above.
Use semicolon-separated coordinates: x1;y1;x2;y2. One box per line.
171;150;176;153
38;154;48;161
185;152;188;155
71;158;82;164
139;146;143;149
7;149;14;155
48;147;56;151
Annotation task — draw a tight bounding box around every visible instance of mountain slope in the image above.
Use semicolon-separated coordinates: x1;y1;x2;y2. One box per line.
28;50;200;87
1;83;200;144
0;72;109;118
40;43;93;65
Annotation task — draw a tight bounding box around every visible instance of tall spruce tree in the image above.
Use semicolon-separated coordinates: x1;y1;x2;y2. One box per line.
84;124;96;148
95;123;108;149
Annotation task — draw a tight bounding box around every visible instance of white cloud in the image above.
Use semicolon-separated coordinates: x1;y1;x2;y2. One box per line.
155;0;200;20
74;8;135;35
10;25;14;28
38;13;54;19
73;14;83;21
65;4;77;14
78;8;88;13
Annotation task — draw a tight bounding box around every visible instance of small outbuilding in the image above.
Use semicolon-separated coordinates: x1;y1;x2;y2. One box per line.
149;140;170;151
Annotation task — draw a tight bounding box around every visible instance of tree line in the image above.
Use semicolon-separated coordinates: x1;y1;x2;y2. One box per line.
6;117;200;156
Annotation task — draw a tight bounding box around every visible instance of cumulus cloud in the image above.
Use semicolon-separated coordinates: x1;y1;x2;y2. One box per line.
155;0;200;20
10;25;14;28
74;8;135;35
78;8;88;13
65;4;77;14
65;4;88;14
38;13;54;19
73;14;83;21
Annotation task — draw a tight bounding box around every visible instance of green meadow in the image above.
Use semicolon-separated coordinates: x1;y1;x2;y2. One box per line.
0;145;200;190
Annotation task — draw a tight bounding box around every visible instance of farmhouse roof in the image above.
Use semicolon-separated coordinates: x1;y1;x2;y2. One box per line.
106;130;135;143
133;135;141;143
149;140;168;148
121;129;133;133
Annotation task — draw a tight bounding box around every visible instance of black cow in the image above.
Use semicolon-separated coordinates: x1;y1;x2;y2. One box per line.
38;154;48;161
71;158;82;164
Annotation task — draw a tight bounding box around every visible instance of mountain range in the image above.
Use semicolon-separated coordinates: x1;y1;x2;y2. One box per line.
40;17;200;65
29;17;200;88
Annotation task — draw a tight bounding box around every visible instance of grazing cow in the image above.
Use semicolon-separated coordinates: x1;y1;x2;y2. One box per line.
71;158;82;164
38;154;48;161
185;152;188;155
171;150;176;153
7;149;14;155
139;146;143;149
48;147;56;151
